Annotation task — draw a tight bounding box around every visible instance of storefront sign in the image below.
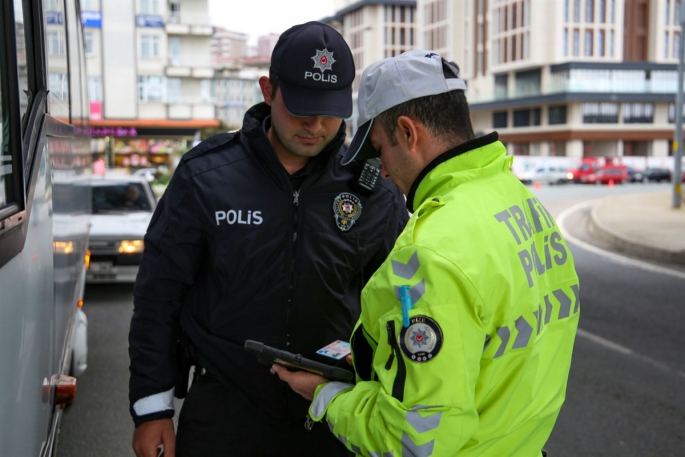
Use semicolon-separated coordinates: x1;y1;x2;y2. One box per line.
82;11;102;28
136;14;164;27
83;127;138;137
46;11;63;24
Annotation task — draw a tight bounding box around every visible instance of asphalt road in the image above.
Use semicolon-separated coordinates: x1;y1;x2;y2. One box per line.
56;183;685;456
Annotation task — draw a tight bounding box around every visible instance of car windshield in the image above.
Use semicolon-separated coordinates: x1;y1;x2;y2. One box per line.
91;183;153;213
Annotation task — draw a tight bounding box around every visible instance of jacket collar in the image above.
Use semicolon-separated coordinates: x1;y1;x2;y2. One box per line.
406;132;507;212
241;102;347;174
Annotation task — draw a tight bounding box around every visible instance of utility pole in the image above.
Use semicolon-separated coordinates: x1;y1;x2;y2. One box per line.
674;3;685;208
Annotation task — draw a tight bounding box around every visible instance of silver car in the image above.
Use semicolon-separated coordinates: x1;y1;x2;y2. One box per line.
86;173;157;283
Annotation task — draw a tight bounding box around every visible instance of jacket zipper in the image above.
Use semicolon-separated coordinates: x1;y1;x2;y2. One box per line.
385;320;406;402
284;189;300;349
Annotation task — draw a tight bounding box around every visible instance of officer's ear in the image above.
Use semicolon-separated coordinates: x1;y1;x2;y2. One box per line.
259;76;273;106
396;115;419;151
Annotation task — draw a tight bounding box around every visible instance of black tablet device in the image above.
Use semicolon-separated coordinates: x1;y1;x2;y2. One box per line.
244;340;354;383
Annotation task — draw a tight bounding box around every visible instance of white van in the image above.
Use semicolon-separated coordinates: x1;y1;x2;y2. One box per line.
515;163;572;185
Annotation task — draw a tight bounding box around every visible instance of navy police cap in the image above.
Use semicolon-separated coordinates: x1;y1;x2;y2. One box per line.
271;21;355;118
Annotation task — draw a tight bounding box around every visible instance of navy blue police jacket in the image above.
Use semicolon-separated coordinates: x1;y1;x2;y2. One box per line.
129;103;408;426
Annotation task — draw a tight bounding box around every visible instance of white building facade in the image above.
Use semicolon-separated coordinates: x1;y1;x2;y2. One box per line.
79;0;217;168
328;0;681;164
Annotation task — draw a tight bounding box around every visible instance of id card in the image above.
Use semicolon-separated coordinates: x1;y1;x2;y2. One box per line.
316;340;351;360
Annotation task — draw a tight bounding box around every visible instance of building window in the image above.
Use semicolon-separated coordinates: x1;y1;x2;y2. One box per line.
586;0;594;22
48;72;69;100
140;34;159;57
585;30;593;56
573;29;580;55
666;32;670;58
677;32;681;57
623;103;654;123
139;0;159;14
88;76;102;102
574;0;581;21
564;0;569;21
599;30;605;56
138;75;165;102
493;111;508;128
167;78;181;103
666;0;671;24
47;31;65;55
495;74;508;99
582;102;618;123
85;31;94;55
599;0;605;22
549;105;567;125
515;69;541;97
513;109;530;127
563;28;569;55
609;30;614;56
610;0;615;22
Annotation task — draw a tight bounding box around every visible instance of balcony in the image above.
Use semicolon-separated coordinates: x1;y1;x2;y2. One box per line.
166;12;212;35
166;55;213;78
469;67;681;109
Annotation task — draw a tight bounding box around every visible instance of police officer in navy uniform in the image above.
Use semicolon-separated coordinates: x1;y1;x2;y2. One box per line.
129;22;408;457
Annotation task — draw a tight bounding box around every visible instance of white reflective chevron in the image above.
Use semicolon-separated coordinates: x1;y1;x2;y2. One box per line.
310;382;354;418
401;432;435;456
513;316;533;349
392;251;420;279
393;279;426;304
406;406;442;433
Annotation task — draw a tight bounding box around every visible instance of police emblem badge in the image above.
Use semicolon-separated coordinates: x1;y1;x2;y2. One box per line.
333;193;362;231
399;316;443;363
311;48;336;72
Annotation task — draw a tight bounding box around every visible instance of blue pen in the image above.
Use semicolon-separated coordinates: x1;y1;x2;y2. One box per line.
399;285;413;327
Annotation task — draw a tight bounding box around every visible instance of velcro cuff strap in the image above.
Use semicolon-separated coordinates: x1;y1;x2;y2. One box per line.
132;388;175;417
309;381;353;421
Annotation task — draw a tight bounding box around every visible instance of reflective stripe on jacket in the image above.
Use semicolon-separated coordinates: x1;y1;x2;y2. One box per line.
310;133;580;456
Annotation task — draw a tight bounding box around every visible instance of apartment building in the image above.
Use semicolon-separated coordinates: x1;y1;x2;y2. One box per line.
77;0;217;168
211;27;249;66
328;0;682;164
213;67;265;129
325;0;417;130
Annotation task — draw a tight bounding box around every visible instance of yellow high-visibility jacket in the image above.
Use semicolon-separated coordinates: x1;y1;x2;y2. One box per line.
310;134;580;456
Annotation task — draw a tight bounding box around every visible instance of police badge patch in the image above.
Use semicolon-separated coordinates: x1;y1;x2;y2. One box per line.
333;193;362;232
399;316;443;363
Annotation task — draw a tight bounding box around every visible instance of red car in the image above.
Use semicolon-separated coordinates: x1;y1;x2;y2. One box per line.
567;159;601;183
585;166;629;185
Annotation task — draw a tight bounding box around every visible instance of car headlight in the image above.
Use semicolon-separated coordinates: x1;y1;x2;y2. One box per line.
566;172;573;179
53;241;74;254
119;240;144;254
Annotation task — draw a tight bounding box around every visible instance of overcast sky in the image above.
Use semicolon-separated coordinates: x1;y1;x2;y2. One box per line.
207;0;336;45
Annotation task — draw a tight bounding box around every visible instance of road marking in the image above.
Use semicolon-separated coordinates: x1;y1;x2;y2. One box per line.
557;200;685;281
577;328;685;380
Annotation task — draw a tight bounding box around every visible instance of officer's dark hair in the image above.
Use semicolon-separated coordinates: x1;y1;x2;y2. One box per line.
376;59;475;148
268;68;280;97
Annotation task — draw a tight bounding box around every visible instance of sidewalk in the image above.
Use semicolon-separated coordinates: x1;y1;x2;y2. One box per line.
589;190;685;265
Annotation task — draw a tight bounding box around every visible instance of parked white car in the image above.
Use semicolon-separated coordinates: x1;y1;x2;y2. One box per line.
516;163;572;185
85;173;157;283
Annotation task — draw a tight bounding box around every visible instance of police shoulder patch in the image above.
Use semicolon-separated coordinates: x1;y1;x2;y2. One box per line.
399;316;443;363
333;192;362;232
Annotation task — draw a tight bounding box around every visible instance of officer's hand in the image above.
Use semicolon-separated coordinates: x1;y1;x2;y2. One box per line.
132;418;176;457
271;364;328;401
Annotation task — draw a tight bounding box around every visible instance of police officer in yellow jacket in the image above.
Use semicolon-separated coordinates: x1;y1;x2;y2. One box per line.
273;50;580;456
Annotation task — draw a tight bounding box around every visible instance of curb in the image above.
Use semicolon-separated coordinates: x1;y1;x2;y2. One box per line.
589;197;685;265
